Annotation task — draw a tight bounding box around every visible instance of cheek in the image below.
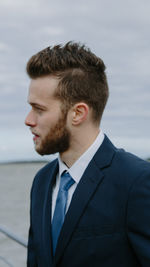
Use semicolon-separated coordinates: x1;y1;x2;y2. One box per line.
38;115;58;131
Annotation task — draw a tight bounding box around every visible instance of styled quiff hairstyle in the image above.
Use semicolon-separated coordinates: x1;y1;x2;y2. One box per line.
26;41;109;123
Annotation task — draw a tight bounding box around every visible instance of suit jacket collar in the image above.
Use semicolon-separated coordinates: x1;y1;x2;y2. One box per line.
53;134;116;265
94;134;116;169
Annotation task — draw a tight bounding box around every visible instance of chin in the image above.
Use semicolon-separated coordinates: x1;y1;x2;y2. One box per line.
35;145;42;154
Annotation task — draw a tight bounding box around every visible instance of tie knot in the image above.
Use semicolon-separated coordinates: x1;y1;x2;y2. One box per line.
60;171;75;191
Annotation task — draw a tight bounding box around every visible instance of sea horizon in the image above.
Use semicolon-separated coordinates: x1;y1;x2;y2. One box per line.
0;145;149;164
0;128;150;164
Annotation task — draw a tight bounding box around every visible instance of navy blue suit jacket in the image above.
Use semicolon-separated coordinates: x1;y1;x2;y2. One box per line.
27;135;150;266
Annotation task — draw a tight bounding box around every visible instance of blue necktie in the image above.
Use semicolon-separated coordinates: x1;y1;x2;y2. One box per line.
52;171;75;254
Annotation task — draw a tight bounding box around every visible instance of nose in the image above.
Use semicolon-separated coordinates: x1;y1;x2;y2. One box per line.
25;110;36;127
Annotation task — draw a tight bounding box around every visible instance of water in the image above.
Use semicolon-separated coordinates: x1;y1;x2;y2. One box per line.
0;162;46;267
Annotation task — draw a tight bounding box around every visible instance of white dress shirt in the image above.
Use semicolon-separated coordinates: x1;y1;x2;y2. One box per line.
51;130;104;220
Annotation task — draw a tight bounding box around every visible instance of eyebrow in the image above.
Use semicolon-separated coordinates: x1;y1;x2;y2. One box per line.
29;102;47;110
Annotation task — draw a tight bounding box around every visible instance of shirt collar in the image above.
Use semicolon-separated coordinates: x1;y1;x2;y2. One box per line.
58;130;104;184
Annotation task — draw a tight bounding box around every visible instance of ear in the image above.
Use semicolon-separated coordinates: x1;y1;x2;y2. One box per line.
72;103;89;125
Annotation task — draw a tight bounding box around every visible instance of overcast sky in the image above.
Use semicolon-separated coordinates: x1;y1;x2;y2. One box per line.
0;0;150;162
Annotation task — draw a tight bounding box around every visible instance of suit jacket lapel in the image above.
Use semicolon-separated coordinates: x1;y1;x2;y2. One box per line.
54;161;104;265
42;159;58;266
54;135;116;265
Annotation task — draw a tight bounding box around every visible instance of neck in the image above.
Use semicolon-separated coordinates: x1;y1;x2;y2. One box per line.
60;127;100;168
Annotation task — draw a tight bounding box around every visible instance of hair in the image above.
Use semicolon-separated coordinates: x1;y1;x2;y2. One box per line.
26;41;109;123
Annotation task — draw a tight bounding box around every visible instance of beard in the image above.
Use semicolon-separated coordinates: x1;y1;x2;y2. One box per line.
35;112;71;156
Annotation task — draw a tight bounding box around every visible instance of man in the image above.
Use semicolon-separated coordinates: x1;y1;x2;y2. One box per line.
25;42;150;267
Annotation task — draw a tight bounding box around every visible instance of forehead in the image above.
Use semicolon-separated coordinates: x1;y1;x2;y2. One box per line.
28;76;60;103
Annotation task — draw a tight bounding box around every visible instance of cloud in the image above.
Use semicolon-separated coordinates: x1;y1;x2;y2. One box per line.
0;42;10;52
0;0;42;9
0;0;150;161
40;26;65;36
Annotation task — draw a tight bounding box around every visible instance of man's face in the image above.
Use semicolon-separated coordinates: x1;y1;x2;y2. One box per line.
25;76;70;155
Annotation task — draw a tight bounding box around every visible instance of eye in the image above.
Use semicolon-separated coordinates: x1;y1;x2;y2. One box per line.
33;106;43;114
36;108;43;114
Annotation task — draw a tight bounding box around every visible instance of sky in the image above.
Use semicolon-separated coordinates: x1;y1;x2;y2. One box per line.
0;0;150;162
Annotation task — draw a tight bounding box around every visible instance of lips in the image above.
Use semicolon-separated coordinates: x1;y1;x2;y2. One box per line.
33;134;39;142
31;131;40;142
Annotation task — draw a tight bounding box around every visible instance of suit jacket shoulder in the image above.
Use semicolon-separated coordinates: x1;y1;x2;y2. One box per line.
94;135;150;188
